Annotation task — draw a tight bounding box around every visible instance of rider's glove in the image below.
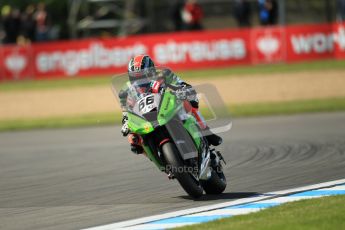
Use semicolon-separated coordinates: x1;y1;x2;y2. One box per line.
175;88;187;100
175;86;198;103
186;88;198;102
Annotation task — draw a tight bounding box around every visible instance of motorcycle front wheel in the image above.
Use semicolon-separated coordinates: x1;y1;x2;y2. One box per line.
162;142;203;198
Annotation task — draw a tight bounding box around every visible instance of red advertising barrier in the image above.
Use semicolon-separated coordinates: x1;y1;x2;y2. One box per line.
334;23;345;59
286;24;335;62
1;45;33;81
250;26;286;64
1;22;344;81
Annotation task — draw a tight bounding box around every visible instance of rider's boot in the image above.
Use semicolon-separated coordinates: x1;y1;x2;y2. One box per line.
128;133;144;154
205;129;223;146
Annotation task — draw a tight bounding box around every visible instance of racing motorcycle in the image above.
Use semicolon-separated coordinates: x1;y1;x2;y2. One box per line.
112;67;227;198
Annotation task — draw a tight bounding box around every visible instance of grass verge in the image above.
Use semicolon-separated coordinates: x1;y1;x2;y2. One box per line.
230;97;345;117
0;113;122;131
0;97;344;132
176;195;345;230
1;59;344;91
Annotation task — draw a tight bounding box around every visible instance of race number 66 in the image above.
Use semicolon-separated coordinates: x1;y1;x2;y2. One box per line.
139;95;154;111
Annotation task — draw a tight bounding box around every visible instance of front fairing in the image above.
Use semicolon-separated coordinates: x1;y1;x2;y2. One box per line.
127;112;154;135
157;91;182;126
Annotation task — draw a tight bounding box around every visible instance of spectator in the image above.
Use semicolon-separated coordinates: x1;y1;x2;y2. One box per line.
258;0;278;26
0;5;12;44
172;0;185;31
181;0;204;31
35;2;50;41
233;0;252;28
2;7;21;44
20;5;36;43
337;0;345;22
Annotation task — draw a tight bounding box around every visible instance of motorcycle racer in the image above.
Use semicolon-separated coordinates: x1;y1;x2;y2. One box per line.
119;54;222;154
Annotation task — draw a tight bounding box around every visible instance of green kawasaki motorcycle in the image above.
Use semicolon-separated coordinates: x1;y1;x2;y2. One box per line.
113;67;227;198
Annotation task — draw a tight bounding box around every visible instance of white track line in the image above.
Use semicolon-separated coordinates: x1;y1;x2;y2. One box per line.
318;185;345;191
84;178;345;230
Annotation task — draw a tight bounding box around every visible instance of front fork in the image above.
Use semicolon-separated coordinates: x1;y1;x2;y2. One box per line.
199;147;212;180
199;147;226;180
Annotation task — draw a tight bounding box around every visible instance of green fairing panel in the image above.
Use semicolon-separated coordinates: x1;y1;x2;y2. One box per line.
183;116;202;149
127;113;154;135
158;92;182;126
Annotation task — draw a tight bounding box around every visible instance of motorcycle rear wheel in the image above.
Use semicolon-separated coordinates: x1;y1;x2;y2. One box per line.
200;167;227;194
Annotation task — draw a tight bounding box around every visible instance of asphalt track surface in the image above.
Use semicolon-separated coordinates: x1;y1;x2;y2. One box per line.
1;112;345;230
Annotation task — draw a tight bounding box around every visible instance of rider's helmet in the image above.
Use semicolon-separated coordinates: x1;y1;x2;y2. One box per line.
128;55;155;82
127;55;156;94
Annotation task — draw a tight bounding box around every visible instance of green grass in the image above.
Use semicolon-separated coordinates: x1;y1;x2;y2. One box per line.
230;98;345;117
177;195;345;230
0;113;121;131
1;97;344;132
0;59;344;91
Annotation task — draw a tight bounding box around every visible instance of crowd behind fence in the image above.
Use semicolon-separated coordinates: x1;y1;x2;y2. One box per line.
0;2;57;45
1;0;345;45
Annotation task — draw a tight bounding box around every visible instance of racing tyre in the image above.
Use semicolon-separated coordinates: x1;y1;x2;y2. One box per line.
200;168;227;194
162;142;203;198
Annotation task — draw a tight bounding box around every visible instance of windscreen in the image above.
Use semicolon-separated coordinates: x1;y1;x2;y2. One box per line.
111;67;232;145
